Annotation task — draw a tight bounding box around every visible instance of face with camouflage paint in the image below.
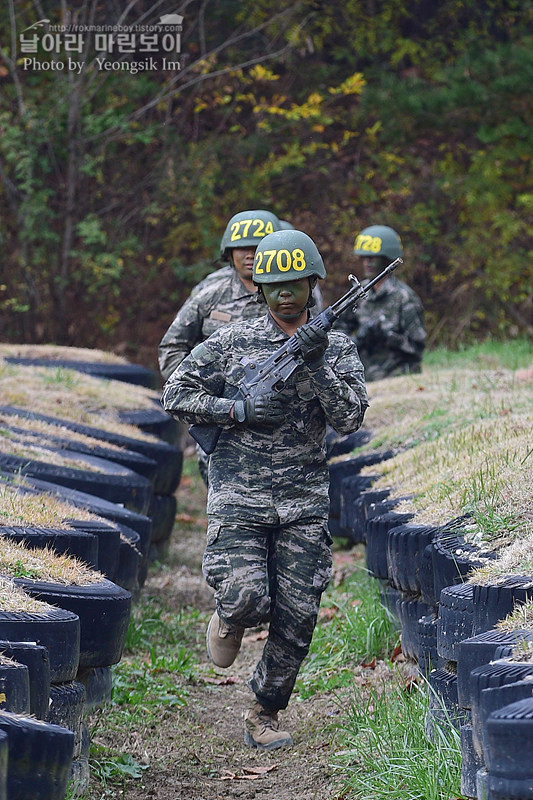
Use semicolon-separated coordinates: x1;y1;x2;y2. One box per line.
261;278;312;321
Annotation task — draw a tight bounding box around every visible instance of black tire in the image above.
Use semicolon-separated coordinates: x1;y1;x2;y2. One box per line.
328;453;392;518
479;678;533;764
469;660;533;757
378;580;402;630
47;681;86;759
0;730;6;800
460;723;484;799
325;428;373;459
0;660;30;714
328;474;377;538
387;524;437;595
148;493;177;546
64;519;121;579
0;709;74;800
472;575;533;635
427;666;469;734
115;529;141;594
0;451;153;516
340;487;391;544
76;666;112;711
118;406;181;446
13;576;131;669
0;525;99;570
418;613;446;677
0;608;80;683
397;596;434;662
2;356;158;389
485;698;533;796
0;641;50;720
456;628;533;709
431;521;496;599
365;512;414;580
0;405;183;495
21;476;152;552
437;583;475;661
419;543;437;606
69;755;90;796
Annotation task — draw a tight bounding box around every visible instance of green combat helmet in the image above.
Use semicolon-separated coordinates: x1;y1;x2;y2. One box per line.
220;210;281;260
353;225;403;261
253;229;326;283
277;219;294;231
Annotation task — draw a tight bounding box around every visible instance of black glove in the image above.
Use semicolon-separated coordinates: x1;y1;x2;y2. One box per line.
294;325;329;369
233;394;285;427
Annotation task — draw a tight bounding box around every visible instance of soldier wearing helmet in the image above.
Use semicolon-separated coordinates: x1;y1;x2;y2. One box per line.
339;224;426;381
162;229;368;752
158;209;281;381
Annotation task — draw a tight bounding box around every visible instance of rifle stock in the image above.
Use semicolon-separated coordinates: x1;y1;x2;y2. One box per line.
189;256;402;454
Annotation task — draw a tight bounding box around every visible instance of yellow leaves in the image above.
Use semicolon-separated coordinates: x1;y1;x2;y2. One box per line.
329;71;366;96
249;64;279;82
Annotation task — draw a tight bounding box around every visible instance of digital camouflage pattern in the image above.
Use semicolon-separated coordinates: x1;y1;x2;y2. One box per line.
161;313;368;522
202;516;332;710
161;312;368;709
158;267;260;380
337;275;426;381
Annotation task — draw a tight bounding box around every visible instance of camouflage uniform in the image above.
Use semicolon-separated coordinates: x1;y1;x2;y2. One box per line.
158;268;260;381
338;275;426;381
161;312;368;710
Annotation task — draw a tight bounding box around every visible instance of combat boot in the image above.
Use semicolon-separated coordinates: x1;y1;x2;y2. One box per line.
206;611;244;668
244;702;293;750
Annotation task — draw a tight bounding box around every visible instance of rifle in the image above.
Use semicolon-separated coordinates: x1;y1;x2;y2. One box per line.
189;256;402;454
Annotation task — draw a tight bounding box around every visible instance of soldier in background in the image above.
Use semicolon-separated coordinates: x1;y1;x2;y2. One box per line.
158;209;281;381
338;225;426;381
161;229;368;750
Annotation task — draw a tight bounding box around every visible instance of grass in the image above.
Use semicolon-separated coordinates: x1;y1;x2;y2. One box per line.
82;596;201;797
296;557;399;699
334;679;462;800
0;538;103;585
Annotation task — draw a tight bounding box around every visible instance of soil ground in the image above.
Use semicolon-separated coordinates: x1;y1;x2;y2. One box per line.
84;457;406;800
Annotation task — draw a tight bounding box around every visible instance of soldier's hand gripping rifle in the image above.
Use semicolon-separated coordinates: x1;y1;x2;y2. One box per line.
189;257;402;454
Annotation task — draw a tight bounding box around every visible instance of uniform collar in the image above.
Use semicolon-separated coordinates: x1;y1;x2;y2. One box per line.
229;267;257;299
265;310;310;342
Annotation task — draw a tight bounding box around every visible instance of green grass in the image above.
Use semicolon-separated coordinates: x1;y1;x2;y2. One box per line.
296;560;399;699
334;680;463;800
81;597;202;797
424;337;532;370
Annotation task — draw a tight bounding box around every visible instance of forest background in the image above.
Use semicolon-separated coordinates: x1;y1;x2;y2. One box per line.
1;0;532;371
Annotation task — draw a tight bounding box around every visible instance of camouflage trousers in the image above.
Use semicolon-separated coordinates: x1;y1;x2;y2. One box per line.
203;516;332;710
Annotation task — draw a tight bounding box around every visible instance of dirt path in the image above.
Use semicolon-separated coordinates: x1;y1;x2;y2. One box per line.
85;461;400;800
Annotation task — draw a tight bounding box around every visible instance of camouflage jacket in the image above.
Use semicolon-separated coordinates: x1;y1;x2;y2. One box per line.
161;313;368;523
159;266;326;380
337;275;426;381
158;268;260;380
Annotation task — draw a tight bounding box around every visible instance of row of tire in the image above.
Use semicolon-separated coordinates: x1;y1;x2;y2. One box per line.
328;451;533;800
0;359;183;799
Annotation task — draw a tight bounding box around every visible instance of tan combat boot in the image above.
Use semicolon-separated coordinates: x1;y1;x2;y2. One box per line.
244;702;293;750
206;611;244;668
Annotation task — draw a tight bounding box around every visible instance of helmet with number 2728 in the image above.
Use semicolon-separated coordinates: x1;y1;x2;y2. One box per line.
252;230;326;284
353;225;403;261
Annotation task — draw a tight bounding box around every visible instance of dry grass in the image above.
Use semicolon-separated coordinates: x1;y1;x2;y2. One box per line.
0;426;116;473
0;359;161;441
0;411;125;453
0;575;61;613
497;599;533;632
0;481;102;528
355;366;532;555
468;537;533;585
0;538;103;585
0;344;129;364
